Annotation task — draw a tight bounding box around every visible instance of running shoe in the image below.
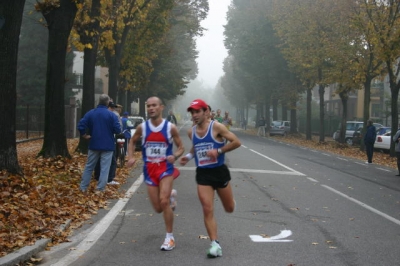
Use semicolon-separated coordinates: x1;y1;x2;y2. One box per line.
207;241;222;258
160;237;175;251
107;181;120;185
170;189;177;211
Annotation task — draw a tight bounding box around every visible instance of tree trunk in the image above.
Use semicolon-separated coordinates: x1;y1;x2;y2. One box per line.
361;76;372;151
281;105;287;121
265;95;271;132
318;84;325;142
76;0;101;154
0;0;25;174
38;0;77;158
272;98;278;120
290;99;297;134
306;88;312;140
339;90;348;144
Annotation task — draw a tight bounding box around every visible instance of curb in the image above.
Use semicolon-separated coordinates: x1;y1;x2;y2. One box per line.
0;220;71;266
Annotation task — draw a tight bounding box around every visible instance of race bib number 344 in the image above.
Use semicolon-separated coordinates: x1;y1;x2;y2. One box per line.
145;142;167;161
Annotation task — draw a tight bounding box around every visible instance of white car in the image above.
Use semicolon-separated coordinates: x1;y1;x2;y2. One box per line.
374;131;391;150
128;116;145;150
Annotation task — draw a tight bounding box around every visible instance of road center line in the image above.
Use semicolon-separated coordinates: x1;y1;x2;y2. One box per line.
249;149;305;176
178;167;304;176
321;184;400;226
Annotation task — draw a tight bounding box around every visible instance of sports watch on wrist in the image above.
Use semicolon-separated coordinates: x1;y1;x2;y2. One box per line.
217;148;223;155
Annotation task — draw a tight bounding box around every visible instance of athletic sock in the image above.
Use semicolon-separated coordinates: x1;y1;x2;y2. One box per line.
166;232;174;239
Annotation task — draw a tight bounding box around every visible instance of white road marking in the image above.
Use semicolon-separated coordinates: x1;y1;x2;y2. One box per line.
249;149;306;176
336;157;348;161
322;153;331;156
376;168;391;172
249;230;293;242
178;167;305;176
354;162;366;166
307;177;319;183
51;175;144;266
321;185;400;226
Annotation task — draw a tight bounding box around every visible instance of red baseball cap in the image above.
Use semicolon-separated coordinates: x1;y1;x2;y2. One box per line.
187;99;208;112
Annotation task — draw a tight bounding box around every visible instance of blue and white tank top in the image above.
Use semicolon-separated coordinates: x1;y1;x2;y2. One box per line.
192;121;225;168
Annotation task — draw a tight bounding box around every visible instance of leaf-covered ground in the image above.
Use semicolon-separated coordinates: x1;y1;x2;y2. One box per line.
0;138;141;258
0;130;397;259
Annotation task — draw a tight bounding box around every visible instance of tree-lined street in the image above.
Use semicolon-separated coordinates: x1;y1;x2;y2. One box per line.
34;125;400;266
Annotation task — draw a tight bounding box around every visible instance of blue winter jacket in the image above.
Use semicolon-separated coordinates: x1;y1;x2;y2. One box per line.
77;105;121;151
364;125;376;145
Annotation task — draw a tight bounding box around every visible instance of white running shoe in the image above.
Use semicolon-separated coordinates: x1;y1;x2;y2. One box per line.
160;237;175;251
207;241;222;258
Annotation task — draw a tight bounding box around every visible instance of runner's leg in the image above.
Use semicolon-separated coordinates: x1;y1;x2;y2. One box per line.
216;182;235;213
197;185;218;240
159;175;174;233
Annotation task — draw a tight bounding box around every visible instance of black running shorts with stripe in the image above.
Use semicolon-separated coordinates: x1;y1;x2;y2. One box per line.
196;164;231;189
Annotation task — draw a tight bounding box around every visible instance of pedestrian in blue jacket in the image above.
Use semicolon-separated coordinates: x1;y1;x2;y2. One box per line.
77;94;121;192
364;119;376;164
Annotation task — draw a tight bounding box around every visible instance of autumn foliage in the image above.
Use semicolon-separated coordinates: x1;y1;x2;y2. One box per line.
0;139;140;257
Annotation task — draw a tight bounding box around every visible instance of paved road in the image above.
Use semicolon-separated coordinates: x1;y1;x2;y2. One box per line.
37;124;400;266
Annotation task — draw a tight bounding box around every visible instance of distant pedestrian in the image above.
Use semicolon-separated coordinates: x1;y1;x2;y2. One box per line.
222;111;233;130
167;110;177;125
211;110;216;121
257;117;266;137
242;118;247;130
214;109;223;123
364;120;376;164
393;125;400;176
77;94;121;192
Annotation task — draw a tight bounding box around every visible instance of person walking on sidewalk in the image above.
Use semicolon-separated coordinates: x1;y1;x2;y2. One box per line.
78;94;121;192
179;98;241;258
126;96;184;251
364;119;376;164
257;116;266;137
167;110;177;125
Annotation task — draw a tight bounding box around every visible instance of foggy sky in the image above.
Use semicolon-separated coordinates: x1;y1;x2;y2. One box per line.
195;0;230;89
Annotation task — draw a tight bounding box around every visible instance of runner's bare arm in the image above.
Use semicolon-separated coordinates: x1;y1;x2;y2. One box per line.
126;124;143;167
168;125;185;163
179;146;195;165
214;122;241;153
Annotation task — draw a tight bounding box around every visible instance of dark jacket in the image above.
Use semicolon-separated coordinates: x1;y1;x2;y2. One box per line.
167;114;177;124
78;105;121;151
364;125;376;145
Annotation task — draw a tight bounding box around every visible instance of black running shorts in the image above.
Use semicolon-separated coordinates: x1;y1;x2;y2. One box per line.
196;164;231;189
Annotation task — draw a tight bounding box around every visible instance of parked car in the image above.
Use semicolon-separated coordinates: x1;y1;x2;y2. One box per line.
352;126;390;146
334;121;383;145
270;121;290;136
128;116;145;150
376;126;391;136
374;131;391;151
